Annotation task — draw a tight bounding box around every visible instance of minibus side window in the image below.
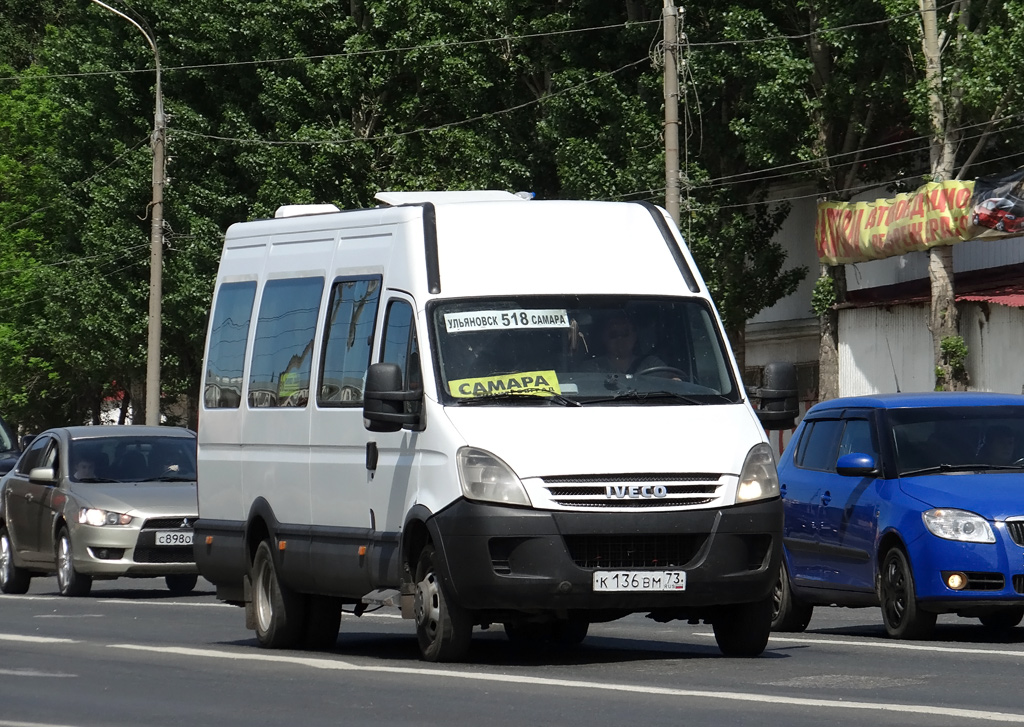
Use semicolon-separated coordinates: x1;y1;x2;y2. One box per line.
318;277;381;406
248;276;325;408
380;299;421;415
204;281;256;409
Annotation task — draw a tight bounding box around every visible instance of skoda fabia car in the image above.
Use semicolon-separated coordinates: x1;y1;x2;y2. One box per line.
0;426;199;597
773;392;1024;639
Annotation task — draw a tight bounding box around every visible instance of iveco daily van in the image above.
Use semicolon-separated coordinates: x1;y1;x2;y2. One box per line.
195;191;795;662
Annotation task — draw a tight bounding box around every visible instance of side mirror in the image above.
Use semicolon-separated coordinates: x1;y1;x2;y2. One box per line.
751;361;798;431
363;362;423;433
836;452;878;477
28;466;57;484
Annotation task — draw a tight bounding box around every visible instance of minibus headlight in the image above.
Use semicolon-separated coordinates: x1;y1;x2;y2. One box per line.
735;443;780;503
456;447;532;507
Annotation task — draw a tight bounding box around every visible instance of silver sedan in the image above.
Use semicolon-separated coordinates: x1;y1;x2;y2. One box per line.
0;425;198;596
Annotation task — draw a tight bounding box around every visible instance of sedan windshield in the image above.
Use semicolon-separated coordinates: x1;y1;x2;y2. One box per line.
890;406;1024;475
69;436;197;483
430;295;739;405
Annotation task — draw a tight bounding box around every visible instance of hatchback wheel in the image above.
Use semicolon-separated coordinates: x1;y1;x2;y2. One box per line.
0;526;31;594
55;527;92;597
879;547;934;639
771;562;813;632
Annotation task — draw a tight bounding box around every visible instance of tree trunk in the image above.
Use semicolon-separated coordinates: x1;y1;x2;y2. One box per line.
817;264;844;401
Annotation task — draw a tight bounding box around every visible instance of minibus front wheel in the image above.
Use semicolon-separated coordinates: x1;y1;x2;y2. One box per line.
414;543;472;662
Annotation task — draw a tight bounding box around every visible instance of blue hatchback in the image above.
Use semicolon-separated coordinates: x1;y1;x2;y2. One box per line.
773;391;1024;638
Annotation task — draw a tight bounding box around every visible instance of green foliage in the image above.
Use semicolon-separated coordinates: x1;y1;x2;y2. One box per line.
940;335;968;378
811;275;836;318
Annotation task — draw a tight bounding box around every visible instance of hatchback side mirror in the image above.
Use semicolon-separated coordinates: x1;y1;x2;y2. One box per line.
836;452;878;477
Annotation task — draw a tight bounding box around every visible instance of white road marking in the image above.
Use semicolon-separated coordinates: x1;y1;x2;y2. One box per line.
0;634;78;644
698;632;1024;658
0;668;76;678
35;614;105;619
111;643;1024;723
0;721;79;727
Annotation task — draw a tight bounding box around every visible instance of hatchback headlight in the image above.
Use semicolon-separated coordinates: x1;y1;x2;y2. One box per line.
735;443;781;503
78;508;133;527
456;447;531;507
922;509;995;543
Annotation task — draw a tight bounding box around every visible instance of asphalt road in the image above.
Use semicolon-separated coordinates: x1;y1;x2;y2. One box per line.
3;575;1024;727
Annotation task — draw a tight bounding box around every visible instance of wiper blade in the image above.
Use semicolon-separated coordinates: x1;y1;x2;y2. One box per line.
583;390;702;405
455;388;581;407
76;477;118;483
135;475;196;482
900;462;1023;476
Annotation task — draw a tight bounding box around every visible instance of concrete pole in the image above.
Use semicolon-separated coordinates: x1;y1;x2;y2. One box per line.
89;0;163;424
663;0;680;226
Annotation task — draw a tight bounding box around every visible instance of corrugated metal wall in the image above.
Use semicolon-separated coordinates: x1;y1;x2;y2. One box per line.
963;303;1024;394
838;304;932;396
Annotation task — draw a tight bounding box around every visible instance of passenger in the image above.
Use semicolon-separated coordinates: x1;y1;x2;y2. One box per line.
588;312;665;375
73;457;98;481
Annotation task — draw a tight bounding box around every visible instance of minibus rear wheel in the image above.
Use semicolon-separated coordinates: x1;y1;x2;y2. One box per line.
252;539;303;648
414;543;471;662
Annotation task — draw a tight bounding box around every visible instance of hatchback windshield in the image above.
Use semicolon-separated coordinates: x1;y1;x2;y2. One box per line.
430;295;739;405
69;436;197;482
890;406;1024;474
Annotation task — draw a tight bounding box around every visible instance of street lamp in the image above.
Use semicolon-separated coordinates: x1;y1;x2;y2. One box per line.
89;0;164;426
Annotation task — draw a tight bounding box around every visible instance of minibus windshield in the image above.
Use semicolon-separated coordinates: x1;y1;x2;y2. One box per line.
430;295;740;405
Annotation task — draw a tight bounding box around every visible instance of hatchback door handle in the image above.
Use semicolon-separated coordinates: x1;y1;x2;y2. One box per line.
821;491;831;506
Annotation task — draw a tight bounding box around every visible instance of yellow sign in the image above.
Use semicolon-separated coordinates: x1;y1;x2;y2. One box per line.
449;370;562;398
816;181;975;264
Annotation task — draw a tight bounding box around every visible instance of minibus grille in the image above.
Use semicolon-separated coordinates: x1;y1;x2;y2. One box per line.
563;534;707;569
541;473;722;509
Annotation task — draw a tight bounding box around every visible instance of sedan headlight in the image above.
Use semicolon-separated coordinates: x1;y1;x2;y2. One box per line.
456;447;531;507
78;508;133;527
736;443;781;503
922;508;995;543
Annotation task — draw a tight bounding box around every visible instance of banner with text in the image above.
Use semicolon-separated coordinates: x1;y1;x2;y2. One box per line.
815;170;1024;264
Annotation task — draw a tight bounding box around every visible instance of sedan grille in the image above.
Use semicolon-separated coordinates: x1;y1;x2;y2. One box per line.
133;517;195;564
542;473;722;509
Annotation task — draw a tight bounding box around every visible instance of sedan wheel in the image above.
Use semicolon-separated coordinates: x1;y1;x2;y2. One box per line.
879;547;934;639
0;526;31;594
55;527;92;597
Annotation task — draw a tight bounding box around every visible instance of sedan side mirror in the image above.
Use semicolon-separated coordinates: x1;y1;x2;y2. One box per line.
28;466;57;484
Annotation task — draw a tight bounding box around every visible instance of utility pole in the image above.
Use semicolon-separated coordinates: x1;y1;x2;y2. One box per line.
663;0;680;226
89;0;164;424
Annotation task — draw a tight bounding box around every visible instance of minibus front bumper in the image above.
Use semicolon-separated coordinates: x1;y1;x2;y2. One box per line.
430;498;783;614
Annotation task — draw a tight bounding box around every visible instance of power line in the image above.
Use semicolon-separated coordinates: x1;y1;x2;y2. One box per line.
0;20;660;83
170;58;649;147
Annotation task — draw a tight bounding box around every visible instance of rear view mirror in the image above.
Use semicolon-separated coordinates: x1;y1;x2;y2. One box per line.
836;452;878;477
363;363;424;433
28;467;57;484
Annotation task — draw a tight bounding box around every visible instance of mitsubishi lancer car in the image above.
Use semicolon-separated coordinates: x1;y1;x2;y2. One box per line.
0;425;199;597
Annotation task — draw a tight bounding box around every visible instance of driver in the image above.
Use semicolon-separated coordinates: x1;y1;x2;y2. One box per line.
588;312;665;375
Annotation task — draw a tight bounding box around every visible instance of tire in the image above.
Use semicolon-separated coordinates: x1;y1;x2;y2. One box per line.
0;526;31;594
252;540;304;648
414;543;472;662
771;562;813;632
165;573;199;596
552;616;589;646
712;596;773;657
302;595;342;651
879;547;936;639
979;608;1024;631
56;527;92;597
503;617;588;647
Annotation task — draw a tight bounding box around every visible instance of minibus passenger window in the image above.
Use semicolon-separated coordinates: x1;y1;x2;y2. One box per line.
248;276;324;408
204;281;256;409
318;277;381;406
